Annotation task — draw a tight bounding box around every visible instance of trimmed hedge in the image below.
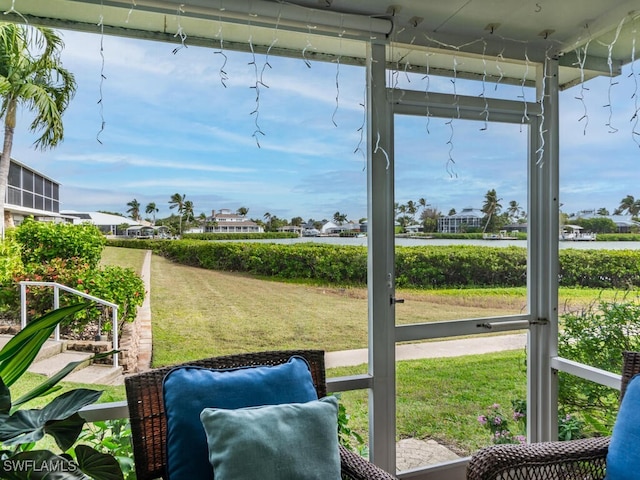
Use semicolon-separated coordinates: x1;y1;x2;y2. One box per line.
106;239;640;289
182;232;298;240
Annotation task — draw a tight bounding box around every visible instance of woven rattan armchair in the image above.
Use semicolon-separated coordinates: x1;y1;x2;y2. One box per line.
125;349;397;480
467;351;640;480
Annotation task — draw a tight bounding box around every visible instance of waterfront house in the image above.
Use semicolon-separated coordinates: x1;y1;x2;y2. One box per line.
204;209;263;234
4;158;61;228
437;207;484;233
62;211;145;236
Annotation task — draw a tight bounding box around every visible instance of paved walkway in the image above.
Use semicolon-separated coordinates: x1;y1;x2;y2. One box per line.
326;333;526;368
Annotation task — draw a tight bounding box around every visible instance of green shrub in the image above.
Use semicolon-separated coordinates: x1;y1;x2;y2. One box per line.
558;296;640;433
15;217;106;268
3;221;144;334
183;232;298;240
0;234;23;285
0;258;145;334
108;240;640;289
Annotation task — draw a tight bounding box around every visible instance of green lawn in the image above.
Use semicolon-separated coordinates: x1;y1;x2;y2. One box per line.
99;248;628;452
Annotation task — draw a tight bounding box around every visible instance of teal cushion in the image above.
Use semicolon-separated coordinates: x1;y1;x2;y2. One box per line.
200;396;341;480
606;373;640;480
162;356;318;480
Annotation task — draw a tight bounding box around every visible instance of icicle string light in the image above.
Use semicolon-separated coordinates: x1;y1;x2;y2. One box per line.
96;7;106;144
3;0;28;23
601;16;626;133
354;87;366;170
125;0;137;23
172;4;188;54
573;39;590;135
259;5;281;90
374;131;390;170
213;3;229;87
445;118;457;177
630;26;640;147
495;48;505;91
302;24;315;68
213;27;229;87
519;49;530;126
331;18;344;128
422;52;432;134
535;49;552;167
479;40;489;131
248;35;265;148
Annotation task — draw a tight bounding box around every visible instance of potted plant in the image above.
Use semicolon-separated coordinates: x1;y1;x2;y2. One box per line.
0;303;124;479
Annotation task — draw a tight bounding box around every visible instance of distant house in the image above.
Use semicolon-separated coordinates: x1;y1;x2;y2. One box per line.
62;211;145;236
204;209;263;233
404;224;423;233
570;209;640;233
277;225;303;235
437;207;484;233
4;158;62;227
320;221;360;235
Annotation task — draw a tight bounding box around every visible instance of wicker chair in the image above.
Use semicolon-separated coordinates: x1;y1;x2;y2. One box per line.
467;351;640;480
125;349;397;480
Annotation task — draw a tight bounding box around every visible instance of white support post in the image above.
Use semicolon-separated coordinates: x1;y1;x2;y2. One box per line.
366;40;396;473
20;282;27;329
112;306;119;368
54;285;60;341
528;55;560;442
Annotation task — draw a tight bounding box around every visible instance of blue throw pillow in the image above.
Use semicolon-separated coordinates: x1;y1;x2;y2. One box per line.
162;356;318;480
606;373;640;480
200;396;341;480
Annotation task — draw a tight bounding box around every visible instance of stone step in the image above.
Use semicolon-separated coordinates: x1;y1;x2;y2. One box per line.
64;364;124;385
0;335;64;362
29;351;93;377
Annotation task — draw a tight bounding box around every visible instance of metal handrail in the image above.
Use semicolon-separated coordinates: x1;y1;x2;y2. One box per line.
19;281;119;368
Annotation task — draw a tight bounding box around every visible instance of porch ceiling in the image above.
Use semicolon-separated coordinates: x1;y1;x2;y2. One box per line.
2;0;639;88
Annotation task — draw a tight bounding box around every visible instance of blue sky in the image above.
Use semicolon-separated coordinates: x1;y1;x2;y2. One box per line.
9;29;640;223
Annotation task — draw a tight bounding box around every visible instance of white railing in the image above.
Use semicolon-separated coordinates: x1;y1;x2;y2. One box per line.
19;281;119;368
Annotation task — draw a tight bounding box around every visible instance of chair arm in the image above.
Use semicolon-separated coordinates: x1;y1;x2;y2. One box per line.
466;436;610;480
339;446;398;480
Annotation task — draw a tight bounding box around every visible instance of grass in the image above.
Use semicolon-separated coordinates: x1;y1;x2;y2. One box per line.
330;349;527;455
10;372;126;407
100;246;147;274
101;248;632;451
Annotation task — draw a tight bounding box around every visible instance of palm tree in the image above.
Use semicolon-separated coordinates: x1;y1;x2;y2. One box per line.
263;212;272;231
145;202;159;225
333;211;347;225
237;206;249;217
507;200;521;221
0;23;76;236
182;200;195;225
482;189;503;233
618;195;635;215
197;212;208;232
169;193;186;235
405;200;418;219
126;199;141;221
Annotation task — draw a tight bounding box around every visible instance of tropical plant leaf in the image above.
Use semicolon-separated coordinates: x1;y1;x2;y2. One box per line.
45;413;87;452
0;389;101;447
12;351;116;410
0;303;89;362
0;449;90;479
0;303;90;387
75;445;125;480
39;389;102;423
0;375;11;414
0;409;44;445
